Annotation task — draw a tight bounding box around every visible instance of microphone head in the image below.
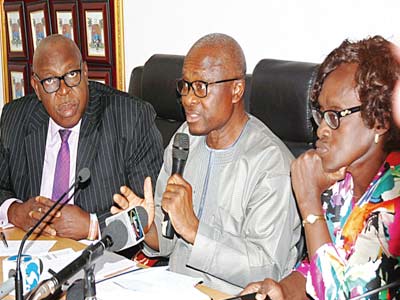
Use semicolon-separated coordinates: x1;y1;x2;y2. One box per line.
102;220;128;252
77;168;90;184
135;206;148;228
172;133;189;160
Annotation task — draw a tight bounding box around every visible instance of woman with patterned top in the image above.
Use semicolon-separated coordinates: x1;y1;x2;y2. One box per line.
241;36;400;300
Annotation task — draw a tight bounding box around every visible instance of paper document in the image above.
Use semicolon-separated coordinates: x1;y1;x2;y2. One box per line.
0;240;56;256
96;266;210;300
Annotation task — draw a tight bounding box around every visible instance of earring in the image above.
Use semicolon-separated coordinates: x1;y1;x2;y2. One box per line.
374;133;379;144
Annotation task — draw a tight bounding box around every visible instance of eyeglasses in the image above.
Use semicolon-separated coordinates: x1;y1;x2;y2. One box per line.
33;63;82;94
311;105;361;130
176;77;242;98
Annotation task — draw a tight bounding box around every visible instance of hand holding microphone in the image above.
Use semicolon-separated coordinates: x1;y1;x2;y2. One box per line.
161;133;199;243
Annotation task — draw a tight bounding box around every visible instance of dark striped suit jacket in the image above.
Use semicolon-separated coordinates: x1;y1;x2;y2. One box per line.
0;81;164;227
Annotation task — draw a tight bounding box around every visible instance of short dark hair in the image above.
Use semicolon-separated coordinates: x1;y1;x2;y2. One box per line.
312;35;400;152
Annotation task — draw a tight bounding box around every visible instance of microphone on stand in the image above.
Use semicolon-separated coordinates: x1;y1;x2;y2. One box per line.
27;220;128;300
162;133;190;239
14;168;91;300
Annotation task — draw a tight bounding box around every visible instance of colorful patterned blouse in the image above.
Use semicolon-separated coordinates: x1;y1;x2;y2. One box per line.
296;152;400;299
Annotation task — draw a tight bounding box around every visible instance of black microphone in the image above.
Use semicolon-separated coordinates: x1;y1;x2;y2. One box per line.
27;220;128;300
15;168;91;300
162;133;190;239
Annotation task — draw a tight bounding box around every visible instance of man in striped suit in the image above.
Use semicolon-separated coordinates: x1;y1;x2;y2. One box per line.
0;34;163;240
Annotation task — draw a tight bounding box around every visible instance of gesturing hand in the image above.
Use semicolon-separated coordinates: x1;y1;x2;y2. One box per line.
111;177;155;233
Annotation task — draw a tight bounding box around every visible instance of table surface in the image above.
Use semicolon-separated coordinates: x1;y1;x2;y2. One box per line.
0;227;231;300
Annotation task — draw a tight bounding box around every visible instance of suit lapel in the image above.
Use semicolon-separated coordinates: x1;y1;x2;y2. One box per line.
25;102;49;197
76;84;102;203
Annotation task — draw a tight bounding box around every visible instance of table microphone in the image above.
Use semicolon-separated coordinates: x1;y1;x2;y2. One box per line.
162;133;190;239
27;220;128;300
14;168;91;300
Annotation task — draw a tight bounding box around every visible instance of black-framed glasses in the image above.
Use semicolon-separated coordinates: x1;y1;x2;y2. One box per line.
176;77;242;98
33;63;82;94
311;105;361;130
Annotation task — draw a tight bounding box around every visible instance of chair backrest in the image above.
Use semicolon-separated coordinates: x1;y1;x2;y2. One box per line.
129;54;186;147
249;59;318;157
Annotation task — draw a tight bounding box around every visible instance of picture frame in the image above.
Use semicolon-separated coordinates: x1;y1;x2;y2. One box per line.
51;2;80;44
26;2;51;54
4;2;28;59
88;67;112;85
8;63;29;102
82;2;110;63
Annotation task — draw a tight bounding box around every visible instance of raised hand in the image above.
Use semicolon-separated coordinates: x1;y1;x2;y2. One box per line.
111;177;155;233
291;149;346;216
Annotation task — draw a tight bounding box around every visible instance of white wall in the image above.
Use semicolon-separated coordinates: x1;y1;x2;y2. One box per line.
123;0;400;91
1;0;400;101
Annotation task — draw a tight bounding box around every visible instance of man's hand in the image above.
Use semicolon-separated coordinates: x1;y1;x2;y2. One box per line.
241;279;284;300
8;196;60;236
291;149;346;216
241;272;307;300
34;197;90;240
111;177;155;233
161;174;199;244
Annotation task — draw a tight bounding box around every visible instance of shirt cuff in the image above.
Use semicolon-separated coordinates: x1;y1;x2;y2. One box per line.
187;221;218;272
0;198;21;227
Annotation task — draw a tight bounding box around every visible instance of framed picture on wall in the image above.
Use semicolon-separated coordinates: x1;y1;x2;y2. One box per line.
7;11;23;52
85;10;106;57
88;67;112;85
51;2;80;44
29;10;47;50
26;2;51;54
4;3;28;59
8;63;29;101
82;2;110;63
56;11;74;40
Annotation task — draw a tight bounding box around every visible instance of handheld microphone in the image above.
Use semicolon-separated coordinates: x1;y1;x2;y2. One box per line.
15;168;91;300
105;206;149;251
162;133;190;239
27;220;128;300
0;270;15;300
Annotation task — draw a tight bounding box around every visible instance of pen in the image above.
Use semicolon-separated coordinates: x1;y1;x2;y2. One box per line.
1;231;8;248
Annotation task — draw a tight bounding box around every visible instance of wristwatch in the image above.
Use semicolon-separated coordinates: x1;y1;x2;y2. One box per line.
302;214;325;226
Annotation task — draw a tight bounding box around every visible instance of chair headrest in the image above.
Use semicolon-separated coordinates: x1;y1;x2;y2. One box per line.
141;54;186;121
250;59;318;145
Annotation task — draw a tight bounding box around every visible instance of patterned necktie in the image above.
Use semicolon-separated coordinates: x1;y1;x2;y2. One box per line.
52;130;71;202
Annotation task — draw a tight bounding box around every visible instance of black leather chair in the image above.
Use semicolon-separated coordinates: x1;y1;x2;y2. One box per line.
129;54;186;148
249;59;318;157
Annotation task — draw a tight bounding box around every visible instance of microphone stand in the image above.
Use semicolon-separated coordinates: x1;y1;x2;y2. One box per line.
15;170;88;300
83;263;96;300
